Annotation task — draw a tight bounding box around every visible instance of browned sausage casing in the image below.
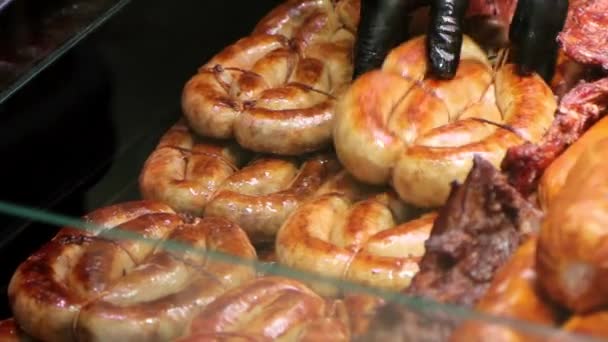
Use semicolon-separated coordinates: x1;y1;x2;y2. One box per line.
334;35;556;208
139;120;249;216
182;0;360;155
8;201;256;342
277;189;435;295
176;277;349;342
140;121;343;243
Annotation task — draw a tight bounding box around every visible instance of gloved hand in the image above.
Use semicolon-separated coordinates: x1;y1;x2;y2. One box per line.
354;0;569;81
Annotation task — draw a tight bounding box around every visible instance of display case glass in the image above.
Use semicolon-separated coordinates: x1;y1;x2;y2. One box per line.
0;0;606;341
0;200;601;342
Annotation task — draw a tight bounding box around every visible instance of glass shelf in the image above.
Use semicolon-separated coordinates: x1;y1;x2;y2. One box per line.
0;199;602;342
0;0;131;105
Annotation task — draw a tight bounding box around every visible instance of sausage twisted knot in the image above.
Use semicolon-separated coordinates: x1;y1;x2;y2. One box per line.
182;0;360;155
334;35;556;207
8;201;257;342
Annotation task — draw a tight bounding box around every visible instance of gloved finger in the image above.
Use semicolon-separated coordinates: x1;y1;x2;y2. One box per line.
354;0;425;78
427;0;469;79
509;0;569;81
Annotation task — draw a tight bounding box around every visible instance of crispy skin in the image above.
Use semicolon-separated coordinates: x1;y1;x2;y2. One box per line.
334;34;556;208
406;156;542;306
140;121;343;243
558;0;608;68
182;0;360;155
8;201;257;342
204;152;341;243
139;120;250;216
562;311;608;339
277;189;435;295
502;77;608;196
176;277;349;342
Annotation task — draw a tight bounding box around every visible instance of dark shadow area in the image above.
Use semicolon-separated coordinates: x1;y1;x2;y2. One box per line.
0;0;279;318
0;41;115;317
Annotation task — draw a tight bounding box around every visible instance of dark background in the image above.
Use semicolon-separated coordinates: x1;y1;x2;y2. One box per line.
0;0;280;317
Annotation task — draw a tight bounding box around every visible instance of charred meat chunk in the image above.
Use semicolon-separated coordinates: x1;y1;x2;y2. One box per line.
406;155;541;306
502;77;608;196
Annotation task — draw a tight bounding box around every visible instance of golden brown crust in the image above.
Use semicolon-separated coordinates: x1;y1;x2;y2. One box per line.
539;115;608;210
139;121;249;216
177;277;348;342
450;237;559;342
538;138;608;313
562;311;608;339
334;35;556;208
140;121;343;242
276;189;435;294
8;201;257;342
182;0;359;155
204;153;341;243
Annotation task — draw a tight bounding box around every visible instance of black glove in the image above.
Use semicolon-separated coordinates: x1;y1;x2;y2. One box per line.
509;0;569;81
354;0;569;82
353;0;423;77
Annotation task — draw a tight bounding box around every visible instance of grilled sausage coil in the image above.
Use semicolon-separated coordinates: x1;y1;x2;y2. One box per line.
8;201;257;342
334;34;556;207
176;277;350;342
277;189;436;294
140;121;342;243
139;120;250;216
182;0;360;155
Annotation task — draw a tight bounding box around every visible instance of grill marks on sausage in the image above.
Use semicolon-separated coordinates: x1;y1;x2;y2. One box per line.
210;46;335;115
176;277;339;342
217;8;345;113
140;120;344;242
335;34;556;207
139;121;251;215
